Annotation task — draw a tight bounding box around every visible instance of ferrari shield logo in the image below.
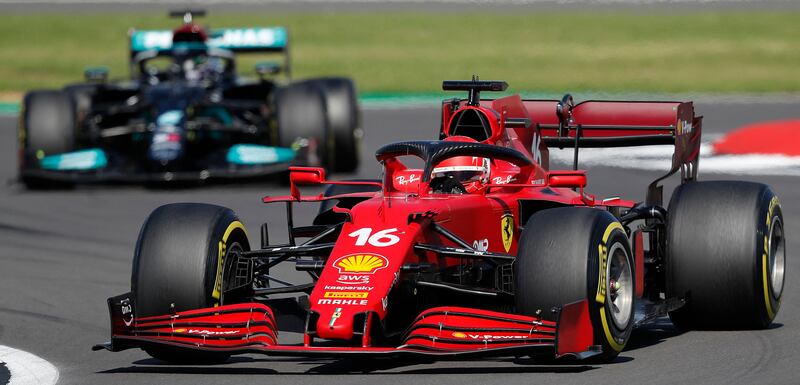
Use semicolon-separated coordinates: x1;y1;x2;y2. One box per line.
501;214;514;252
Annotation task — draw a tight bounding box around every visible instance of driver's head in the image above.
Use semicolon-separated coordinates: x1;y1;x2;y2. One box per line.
431;155;490;186
430;136;490;193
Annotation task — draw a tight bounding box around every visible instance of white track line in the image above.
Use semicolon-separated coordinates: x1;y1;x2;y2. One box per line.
549;142;800;176
0;346;59;385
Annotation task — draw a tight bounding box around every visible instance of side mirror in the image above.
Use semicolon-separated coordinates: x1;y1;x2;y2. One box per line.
255;61;282;78
289;166;326;199
547;170;586;189
84;67;109;83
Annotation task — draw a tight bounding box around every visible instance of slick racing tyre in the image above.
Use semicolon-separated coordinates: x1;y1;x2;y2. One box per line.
666;181;785;330
515;207;634;362
274;82;330;169
19;90;77;189
312;77;361;173
132;203;250;364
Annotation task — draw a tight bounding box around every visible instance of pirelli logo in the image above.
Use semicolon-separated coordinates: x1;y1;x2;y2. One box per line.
323;291;368;299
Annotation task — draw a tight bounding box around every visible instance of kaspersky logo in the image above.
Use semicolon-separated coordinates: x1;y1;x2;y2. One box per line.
333;253;388;274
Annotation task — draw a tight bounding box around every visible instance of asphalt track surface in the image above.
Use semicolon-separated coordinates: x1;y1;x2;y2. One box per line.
0;101;798;385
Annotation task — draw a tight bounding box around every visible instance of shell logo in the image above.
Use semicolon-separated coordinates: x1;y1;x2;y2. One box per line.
451;332;467;338
334;253;388;274
173;328;187;333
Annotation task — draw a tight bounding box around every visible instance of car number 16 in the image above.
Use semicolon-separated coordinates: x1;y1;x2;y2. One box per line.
348;228;400;247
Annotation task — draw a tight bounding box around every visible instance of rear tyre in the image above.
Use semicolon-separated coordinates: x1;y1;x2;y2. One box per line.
19;90;77;189
666;181;784;330
132;203;250;364
515;207;634;362
312;77;361;173
273;82;329;169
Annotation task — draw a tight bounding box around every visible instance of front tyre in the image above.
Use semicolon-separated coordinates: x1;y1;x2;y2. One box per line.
666;181;785;330
19;90;77;189
132;203;250;364
515;208;634;362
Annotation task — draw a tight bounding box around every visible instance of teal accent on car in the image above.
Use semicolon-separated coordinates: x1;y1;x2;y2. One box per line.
130;27;288;53
40;149;108;171
226;144;295;165
157;110;184;126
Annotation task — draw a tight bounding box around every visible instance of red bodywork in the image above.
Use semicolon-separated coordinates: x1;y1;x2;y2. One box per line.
98;89;702;361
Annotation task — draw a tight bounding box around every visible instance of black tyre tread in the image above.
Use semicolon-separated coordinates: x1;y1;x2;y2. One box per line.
666;181;782;330
515;207;634;362
132;203;248;316
20;90;77;189
21;90;76;157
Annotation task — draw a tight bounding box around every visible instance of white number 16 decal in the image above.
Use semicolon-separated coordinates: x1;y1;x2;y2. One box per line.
348;228;400;247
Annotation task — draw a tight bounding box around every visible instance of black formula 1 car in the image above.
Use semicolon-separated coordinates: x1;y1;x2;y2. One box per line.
18;10;361;188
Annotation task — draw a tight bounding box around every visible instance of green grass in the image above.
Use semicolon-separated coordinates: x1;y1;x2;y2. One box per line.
0;11;799;96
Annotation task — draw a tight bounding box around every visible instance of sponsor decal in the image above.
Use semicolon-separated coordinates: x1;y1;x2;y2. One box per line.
451;332;528;340
492;175;516;185
324;291;369;299
395;174;420;186
317;299;369;306
501;214;514;252
120;298;134;327
324;285;373;291
472;239;489;252
596;221;626;352
329;307;342;327
131;27;287;52
381;296;388;311
334;253;388;274
337;274;371;285
212;221;247;304
677;119;693;135
176;329;239;336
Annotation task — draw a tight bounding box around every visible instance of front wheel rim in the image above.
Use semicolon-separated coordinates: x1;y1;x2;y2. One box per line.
607;242;633;330
769;216;785;299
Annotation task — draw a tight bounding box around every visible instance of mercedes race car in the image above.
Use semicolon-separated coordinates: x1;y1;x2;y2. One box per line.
18;10;360;188
95;79;785;364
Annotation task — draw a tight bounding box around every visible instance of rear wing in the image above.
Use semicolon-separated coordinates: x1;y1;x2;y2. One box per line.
517;96;702;205
129;27;288;56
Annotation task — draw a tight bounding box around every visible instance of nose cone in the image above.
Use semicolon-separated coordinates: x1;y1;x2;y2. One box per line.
149;132;183;164
311;253;391;341
149;110;185;165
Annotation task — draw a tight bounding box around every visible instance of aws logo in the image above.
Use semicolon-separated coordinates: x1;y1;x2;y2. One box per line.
333;253;388;274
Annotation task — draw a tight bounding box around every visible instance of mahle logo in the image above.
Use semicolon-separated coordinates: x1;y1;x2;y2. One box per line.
334;253;388;274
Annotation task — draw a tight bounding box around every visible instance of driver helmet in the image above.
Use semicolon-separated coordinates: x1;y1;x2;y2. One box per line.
432;156;490;184
431;136;490;193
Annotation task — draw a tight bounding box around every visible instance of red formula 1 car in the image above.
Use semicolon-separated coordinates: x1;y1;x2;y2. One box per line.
95;79;786;364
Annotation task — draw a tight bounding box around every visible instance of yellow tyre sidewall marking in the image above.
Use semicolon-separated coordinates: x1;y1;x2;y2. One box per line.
762;196;780;320
596;221;626;352
212;220;248;305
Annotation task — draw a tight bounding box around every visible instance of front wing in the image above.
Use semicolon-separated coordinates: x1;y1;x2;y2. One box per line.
20;162;291;184
93;293;600;360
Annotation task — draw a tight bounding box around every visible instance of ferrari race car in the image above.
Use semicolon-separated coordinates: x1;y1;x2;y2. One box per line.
18;10;360;188
95;79;785;364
